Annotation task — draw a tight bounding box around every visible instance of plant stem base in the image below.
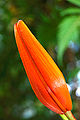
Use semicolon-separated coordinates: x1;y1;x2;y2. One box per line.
60;111;77;120
65;111;76;120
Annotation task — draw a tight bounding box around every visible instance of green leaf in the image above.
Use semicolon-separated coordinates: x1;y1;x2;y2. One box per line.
61;8;80;16
67;0;80;7
57;16;80;65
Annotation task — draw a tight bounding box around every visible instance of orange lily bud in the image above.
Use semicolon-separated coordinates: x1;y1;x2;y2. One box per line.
14;20;72;114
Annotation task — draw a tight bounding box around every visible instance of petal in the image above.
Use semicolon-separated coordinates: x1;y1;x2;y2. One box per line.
16;20;72;111
14;23;63;114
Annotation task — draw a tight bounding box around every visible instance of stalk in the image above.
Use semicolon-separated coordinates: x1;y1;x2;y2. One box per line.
65;111;76;120
60;111;77;120
60;114;69;120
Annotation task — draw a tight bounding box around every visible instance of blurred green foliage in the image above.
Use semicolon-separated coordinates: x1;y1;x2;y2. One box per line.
67;0;80;7
0;0;80;120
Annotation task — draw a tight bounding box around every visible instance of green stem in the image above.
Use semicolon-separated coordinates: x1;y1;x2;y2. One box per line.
59;111;77;120
65;111;76;120
60;114;69;120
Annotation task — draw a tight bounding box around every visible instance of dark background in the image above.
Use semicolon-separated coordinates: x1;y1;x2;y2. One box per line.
0;0;80;120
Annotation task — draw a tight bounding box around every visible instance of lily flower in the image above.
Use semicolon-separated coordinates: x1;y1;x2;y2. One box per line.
14;20;72;114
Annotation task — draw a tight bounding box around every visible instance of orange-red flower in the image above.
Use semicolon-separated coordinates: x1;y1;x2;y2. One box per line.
14;20;72;114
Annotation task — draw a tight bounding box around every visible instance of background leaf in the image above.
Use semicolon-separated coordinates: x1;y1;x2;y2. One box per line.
61;8;80;16
57;16;80;65
67;0;80;7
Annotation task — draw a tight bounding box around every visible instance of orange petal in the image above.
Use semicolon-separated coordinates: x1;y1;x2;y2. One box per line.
14;20;72;114
14;23;63;114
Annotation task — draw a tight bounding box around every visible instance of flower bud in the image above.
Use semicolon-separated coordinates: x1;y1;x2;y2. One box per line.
14;20;72;114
